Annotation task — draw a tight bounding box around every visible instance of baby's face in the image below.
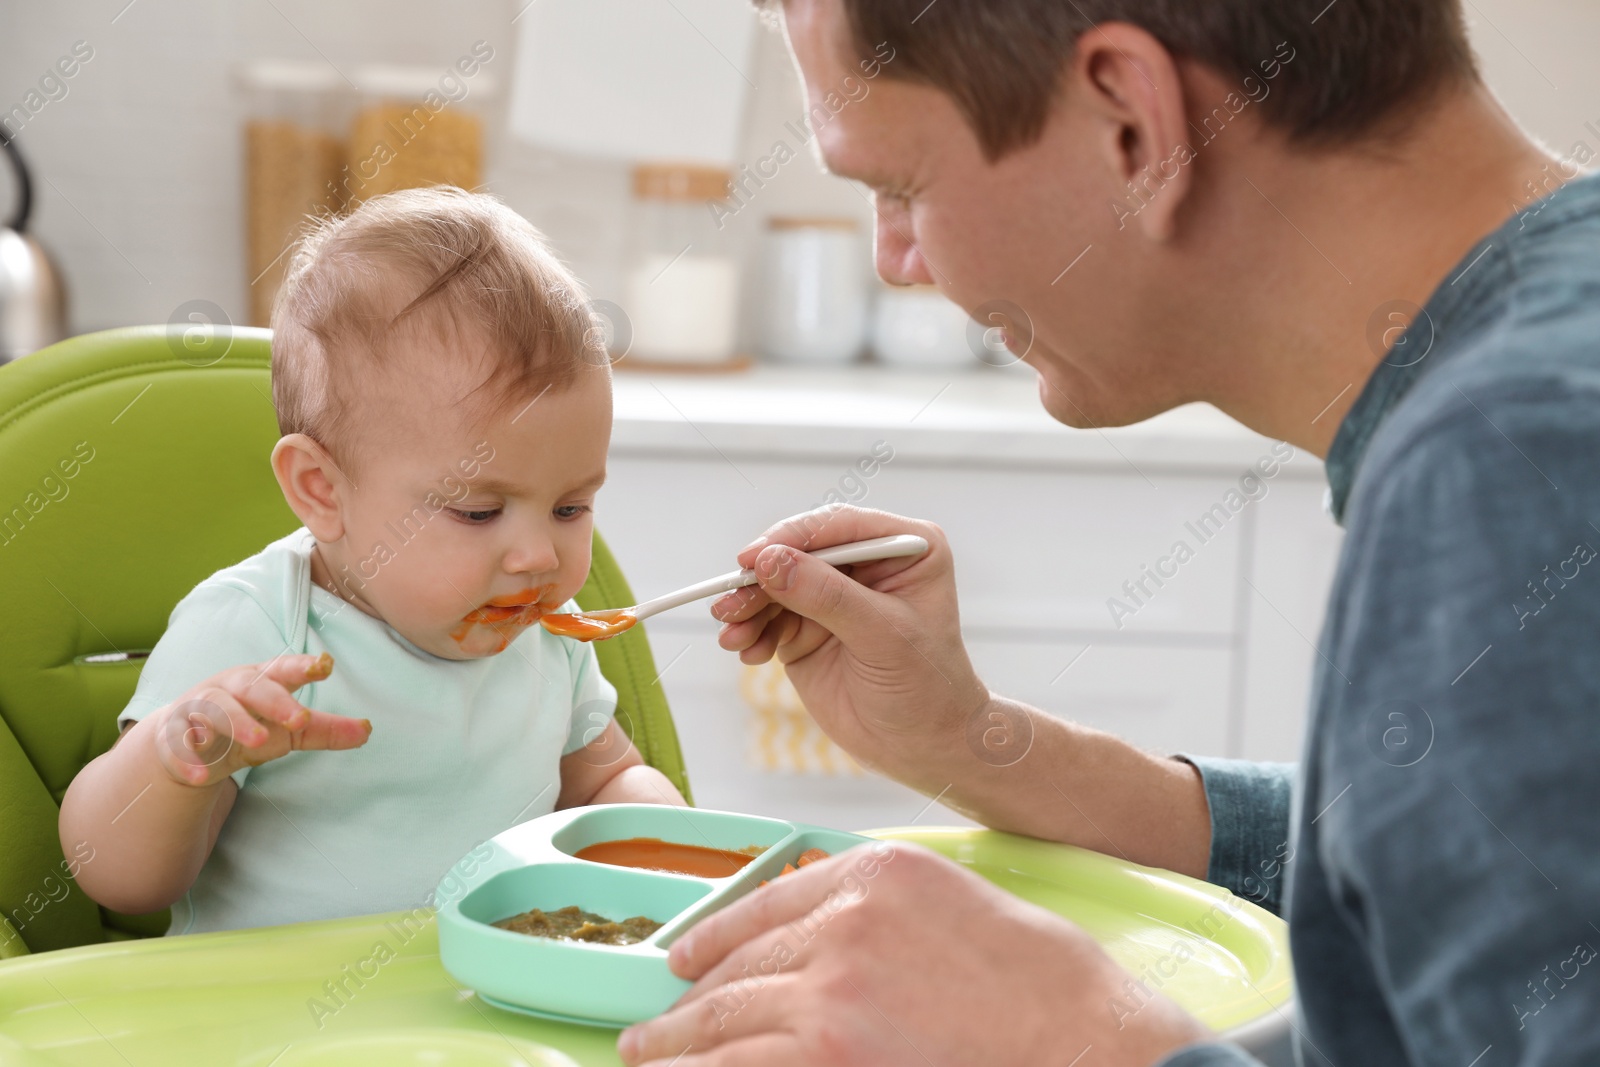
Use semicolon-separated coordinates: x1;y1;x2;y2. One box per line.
320;361;612;660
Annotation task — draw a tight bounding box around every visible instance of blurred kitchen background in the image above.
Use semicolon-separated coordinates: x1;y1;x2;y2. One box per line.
2;0;1595;829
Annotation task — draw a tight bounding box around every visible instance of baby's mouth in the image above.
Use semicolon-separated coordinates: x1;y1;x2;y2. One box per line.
463;589;555;626
464;604;539;624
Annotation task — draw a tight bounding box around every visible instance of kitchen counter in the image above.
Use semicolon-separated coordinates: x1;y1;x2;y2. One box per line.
611;363;1304;474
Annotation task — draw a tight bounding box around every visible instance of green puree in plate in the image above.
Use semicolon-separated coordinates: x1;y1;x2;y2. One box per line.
493;905;663;946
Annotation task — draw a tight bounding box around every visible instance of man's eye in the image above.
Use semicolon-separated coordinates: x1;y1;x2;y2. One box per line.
450;508;500;524
555;504;591;520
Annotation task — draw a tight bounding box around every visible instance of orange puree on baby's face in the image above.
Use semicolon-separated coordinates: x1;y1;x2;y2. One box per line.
574;838;757;878
539;609;638;642
462;587;554;625
450;586;558;653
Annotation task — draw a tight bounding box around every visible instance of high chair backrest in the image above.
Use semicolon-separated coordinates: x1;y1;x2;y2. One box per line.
0;326;689;957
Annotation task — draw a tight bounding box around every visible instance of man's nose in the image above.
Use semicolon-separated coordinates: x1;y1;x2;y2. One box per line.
874;212;936;286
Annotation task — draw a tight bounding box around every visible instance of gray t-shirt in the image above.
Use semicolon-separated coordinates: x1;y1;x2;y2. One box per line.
1167;171;1600;1065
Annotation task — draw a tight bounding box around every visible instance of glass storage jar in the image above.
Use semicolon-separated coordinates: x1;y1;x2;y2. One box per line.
622;163;740;366
342;63;487;209
239;60;349;325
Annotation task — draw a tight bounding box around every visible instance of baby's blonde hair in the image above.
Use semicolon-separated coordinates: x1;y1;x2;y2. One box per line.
270;186;598;471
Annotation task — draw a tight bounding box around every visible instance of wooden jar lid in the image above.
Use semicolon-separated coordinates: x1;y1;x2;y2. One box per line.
631;163;733;202
766;216;860;231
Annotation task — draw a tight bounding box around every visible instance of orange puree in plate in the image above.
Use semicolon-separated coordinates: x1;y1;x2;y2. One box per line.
539;609;639;642
574;838;758;878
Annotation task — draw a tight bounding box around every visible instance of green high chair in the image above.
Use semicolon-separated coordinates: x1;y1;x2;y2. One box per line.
0;327;1296;1066
0;325;691;959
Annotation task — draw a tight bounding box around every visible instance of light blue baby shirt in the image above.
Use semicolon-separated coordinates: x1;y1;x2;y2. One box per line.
118;527;616;935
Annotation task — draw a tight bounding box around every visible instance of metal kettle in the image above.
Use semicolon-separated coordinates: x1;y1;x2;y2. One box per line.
0;131;68;364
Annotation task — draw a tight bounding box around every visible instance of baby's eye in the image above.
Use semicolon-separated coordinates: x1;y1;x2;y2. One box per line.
554;504;591;521
449;507;500;524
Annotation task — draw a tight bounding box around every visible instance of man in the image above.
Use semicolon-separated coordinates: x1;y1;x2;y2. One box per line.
619;0;1600;1063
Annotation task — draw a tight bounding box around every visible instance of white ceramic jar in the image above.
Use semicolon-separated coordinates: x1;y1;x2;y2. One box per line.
869;284;974;368
757;217;867;365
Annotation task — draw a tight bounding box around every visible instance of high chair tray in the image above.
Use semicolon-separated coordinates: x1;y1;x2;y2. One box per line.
0;818;1293;1067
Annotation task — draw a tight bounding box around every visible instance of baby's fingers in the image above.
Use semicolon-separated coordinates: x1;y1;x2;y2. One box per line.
230;670;316;732
289;710;373;752
216;652;334;735
253;651;335;694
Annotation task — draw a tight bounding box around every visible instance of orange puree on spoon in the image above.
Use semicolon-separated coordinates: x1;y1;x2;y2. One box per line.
539;609;638;642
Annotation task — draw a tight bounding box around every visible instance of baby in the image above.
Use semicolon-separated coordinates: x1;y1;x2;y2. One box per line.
60;186;684;935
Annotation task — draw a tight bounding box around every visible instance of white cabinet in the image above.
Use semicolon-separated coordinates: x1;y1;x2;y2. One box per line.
882;465;1246;636
1235;476;1346;761
602;367;1344;828
964;639;1235;756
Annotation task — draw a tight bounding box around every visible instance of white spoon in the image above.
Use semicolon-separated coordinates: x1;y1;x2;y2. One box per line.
539;534;931;641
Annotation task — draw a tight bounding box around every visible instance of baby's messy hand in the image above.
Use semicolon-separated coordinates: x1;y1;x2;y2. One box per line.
150;652;372;788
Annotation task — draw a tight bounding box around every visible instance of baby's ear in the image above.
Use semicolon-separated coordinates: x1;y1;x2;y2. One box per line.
271;434;347;540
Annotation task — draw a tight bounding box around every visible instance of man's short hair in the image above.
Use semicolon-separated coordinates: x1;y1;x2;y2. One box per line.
828;0;1478;160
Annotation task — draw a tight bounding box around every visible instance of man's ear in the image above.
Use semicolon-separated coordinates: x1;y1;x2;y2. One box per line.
1071;21;1193;242
271;434;348;542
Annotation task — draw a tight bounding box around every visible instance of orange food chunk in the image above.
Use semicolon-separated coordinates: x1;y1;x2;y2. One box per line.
757;849;831;888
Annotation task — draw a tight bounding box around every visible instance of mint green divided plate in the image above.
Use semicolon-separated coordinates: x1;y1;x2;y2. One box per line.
435;804;871;1028
0;814;1292;1066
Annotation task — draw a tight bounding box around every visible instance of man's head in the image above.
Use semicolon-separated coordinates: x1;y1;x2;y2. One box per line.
773;0;1482;429
269;186;612;660
822;0;1476;161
